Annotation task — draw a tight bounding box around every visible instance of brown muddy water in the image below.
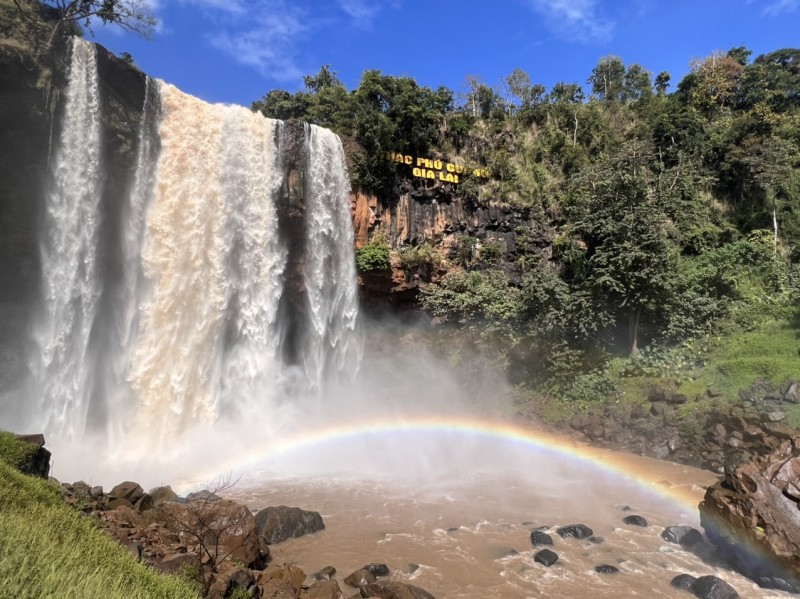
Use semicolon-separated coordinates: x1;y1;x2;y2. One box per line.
225;426;793;599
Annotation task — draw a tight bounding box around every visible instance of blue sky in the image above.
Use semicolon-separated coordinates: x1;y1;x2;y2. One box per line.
92;0;800;107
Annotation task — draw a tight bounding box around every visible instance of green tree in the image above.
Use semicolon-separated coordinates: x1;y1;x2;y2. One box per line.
12;0;156;51
575;143;677;356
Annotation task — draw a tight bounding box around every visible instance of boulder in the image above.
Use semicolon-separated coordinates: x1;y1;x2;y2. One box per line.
362;563;389;577
534;549;558;567
149;485;179;505
257;564;306;594
158;499;262;568
622;515;648;527
689;575;739;599
14;434;50;478
344;568;376;588
671;574;696;590
312;566;337;581
185;489;221;503
360;581;436;599
556;524;593;539
700;438;800;592
224;568;256;597
109;481;144;504
784;382;800;404
661;526;703;548
530;530;553;547
303;579;345;599
255;505;325;544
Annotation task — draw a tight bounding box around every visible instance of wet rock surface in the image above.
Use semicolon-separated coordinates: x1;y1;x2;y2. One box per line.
700;436;800;593
255;505;325;544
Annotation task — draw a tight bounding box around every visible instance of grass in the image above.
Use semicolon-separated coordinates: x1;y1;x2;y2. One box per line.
0;460;200;599
677;318;800;405
0;431;39;468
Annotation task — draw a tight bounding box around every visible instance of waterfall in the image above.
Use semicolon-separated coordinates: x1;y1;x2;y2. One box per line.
302;124;361;387
31;38;103;439
30;39;360;447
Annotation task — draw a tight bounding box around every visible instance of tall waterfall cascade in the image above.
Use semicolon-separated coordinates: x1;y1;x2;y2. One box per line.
29;38;361;446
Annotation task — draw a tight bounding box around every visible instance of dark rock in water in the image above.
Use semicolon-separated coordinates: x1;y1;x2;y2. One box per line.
587;536;604;544
556;524;593;539
406;564;420;574
530;530;553;547
620;505;632;512
109;481;144;504
361;581;436;599
255;505;324;544
622;515;648;527
312;566;336;581
446;527;459;533
662;526;703;548
595;564;619;574
363;563;390;577
689;575;739;598
344;568;376;587
534;549;558;567
671;574;697;590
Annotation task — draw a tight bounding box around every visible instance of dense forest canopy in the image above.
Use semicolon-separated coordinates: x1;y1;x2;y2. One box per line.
253;48;800;399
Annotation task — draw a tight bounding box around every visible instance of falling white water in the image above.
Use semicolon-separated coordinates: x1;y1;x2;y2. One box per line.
302;124;362;389
31;42;360;450
103;77;160;443
31;38;103;439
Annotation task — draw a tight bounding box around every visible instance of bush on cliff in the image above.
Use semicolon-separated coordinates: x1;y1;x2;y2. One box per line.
0;460;200;599
356;235;391;272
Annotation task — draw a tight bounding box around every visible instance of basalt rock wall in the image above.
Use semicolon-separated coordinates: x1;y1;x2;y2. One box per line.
353;184;554;307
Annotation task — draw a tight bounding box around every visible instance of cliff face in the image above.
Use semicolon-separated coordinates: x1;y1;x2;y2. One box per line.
352;185;554;307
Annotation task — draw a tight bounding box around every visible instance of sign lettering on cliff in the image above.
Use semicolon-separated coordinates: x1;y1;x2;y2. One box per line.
386;152;491;184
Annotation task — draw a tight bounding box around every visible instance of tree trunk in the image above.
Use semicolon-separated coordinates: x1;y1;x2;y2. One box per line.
773;195;779;256
629;307;641;357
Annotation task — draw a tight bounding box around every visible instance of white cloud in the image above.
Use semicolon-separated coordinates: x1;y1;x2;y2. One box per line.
337;0;381;27
209;9;307;80
524;0;614;42
762;0;799;15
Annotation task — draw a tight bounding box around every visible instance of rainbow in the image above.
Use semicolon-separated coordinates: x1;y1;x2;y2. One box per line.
180;414;715;513
171;414;798;592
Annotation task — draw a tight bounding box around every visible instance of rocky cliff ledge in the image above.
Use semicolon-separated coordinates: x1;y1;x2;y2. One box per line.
352;183;554;307
700;436;800;593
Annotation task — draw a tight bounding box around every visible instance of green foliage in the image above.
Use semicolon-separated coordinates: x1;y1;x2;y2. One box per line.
420;270;523;343
0;431;38;469
356;235;391;272
253;47;800;403
398;242;442;278
0;461;199;599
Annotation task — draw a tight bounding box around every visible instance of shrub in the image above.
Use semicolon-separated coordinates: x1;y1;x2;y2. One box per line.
356;235;391;272
398;241;442;278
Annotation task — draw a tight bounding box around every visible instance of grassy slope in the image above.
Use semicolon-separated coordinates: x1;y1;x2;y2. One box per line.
0;455;200;599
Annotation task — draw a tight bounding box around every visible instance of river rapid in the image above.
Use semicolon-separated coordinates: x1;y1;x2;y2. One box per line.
225;429;793;599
